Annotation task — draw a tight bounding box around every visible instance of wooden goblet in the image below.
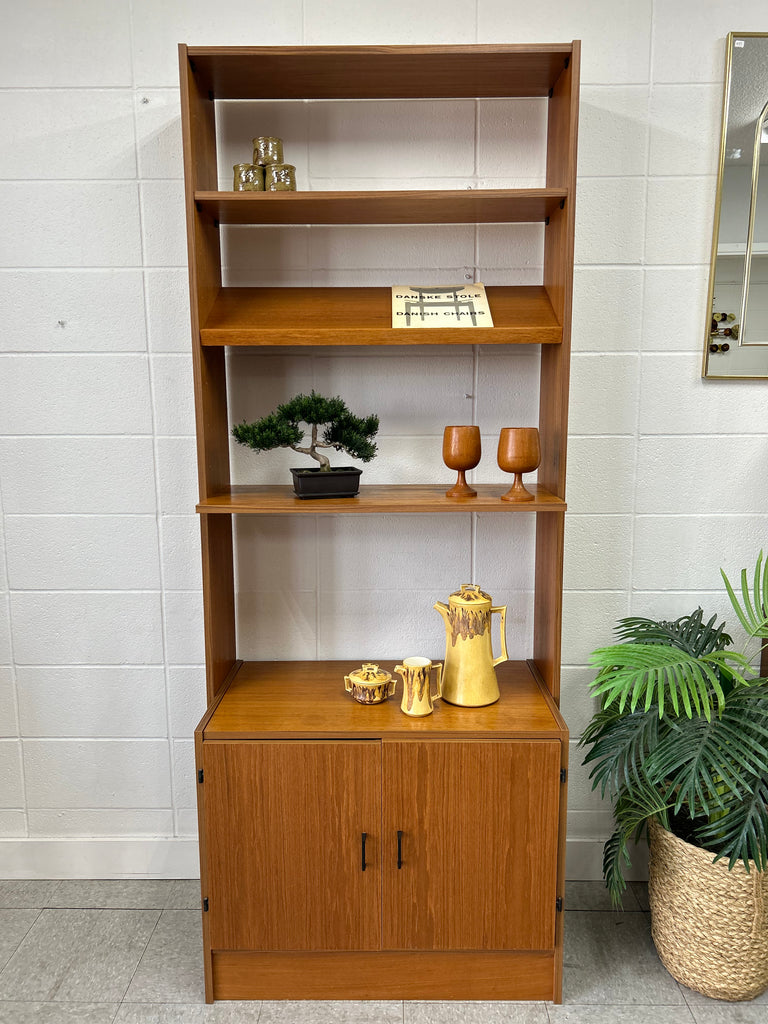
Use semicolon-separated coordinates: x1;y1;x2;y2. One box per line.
498;427;540;502
443;425;481;498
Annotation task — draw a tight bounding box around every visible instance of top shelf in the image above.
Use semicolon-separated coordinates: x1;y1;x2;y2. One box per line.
195;189;568;226
184;44;576;100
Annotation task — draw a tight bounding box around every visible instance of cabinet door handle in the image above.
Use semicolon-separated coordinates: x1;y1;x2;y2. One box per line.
397;829;403;869
361;832;367;872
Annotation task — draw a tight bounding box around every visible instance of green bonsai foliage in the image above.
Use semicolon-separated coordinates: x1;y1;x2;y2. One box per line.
232;391;379;471
580;552;768;906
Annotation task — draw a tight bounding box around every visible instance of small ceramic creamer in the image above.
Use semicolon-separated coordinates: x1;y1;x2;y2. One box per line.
394;657;442;717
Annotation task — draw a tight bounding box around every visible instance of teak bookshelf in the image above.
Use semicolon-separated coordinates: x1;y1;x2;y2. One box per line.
180;42;579;1004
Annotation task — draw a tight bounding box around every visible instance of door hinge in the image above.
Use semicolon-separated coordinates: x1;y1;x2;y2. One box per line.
203;897;209;912
560;768;567;784
556;896;563;912
197;769;204;784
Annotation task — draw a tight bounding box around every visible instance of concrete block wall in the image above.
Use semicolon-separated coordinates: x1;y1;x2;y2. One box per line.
0;0;766;878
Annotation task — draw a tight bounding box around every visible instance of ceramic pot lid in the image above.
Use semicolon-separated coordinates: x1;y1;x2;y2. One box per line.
347;663;392;684
449;583;492;607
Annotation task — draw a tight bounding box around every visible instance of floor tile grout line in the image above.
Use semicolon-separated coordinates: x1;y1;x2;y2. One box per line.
554;1001;702;1005
46;879;65;909
0;907;44;985
115;907;163;1011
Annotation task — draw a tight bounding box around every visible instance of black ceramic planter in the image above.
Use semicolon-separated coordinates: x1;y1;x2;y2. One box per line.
290;466;362;499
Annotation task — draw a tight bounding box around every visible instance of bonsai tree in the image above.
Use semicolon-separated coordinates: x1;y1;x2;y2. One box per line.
580;551;768;906
232;391;379;471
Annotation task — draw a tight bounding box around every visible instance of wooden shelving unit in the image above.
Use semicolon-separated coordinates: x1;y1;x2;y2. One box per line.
180;42;579;1004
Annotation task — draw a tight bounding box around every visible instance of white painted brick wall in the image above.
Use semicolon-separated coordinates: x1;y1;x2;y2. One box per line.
0;668;18;740
0;439;158;514
0;184;143;268
0;355;153;435
0;91;137;180
16;667;167;738
0;0;765;877
1;271;148;353
23;740;172;808
5;516;161;590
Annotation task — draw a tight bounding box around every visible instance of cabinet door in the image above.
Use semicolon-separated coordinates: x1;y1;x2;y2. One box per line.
203;740;381;951
382;739;561;950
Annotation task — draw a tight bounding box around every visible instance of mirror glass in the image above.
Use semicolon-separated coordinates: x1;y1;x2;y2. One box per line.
704;33;768;378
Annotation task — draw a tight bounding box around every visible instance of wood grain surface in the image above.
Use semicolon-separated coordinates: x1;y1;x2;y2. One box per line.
199;515;236;701
204;740;382;951
202;660;566;739
382;739;560;950
533;511;565;701
201;285;562;347
210;949;556;999
195;189;567;226
186;44;574;100
197;484;566;515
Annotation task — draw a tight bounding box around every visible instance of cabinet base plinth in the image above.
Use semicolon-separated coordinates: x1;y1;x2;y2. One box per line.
210;950;559;1002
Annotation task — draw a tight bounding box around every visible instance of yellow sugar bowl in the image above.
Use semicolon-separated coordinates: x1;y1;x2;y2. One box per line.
344;663;396;704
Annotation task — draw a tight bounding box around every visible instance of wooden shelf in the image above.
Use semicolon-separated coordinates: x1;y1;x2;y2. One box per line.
202;660;567;740
197;483;566;514
195;189;568;226
187;44;574;100
201;285;561;346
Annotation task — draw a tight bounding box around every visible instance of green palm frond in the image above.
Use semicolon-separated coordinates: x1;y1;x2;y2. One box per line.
722;550;768;639
694;773;768;872
581;705;660;798
588;644;752;719
602;829;631;907
603;782;673;906
643;687;768;817
613;609;732;657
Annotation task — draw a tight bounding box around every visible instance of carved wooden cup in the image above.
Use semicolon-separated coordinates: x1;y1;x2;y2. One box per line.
442;425;481;498
497;427;540;502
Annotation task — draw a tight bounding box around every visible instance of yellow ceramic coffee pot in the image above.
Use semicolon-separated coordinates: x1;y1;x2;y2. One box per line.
434;584;508;706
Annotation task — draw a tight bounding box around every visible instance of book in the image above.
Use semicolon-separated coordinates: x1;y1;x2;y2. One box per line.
391;284;494;328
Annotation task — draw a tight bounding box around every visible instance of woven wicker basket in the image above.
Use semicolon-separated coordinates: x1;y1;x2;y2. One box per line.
648;819;768;1001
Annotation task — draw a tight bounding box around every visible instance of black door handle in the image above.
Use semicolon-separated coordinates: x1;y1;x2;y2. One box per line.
397;829;403;869
361;832;367;871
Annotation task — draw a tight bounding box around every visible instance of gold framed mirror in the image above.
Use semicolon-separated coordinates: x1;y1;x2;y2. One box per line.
704;32;768;379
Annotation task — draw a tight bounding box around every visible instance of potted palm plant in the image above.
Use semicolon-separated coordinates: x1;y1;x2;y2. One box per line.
581;551;768;1001
232;391;379;499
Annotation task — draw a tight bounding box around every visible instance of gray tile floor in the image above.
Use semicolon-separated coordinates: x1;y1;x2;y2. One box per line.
0;880;765;1022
